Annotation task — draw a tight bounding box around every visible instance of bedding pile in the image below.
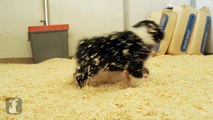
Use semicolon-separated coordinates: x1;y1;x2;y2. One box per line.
0;55;213;119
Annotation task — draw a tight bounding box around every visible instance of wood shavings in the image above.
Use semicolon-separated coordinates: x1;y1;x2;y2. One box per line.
0;56;213;119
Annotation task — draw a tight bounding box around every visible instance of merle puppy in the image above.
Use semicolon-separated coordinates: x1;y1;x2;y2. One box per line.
74;20;164;88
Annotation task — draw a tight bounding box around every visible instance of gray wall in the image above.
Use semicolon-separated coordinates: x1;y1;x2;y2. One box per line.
3;0;209;58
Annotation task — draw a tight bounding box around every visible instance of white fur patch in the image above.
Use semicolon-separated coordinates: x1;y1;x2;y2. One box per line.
122;49;129;56
130;27;156;46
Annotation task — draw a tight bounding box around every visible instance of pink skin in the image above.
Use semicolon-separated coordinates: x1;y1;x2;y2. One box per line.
85;68;149;87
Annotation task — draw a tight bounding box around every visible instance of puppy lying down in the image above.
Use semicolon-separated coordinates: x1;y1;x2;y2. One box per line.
73;20;164;88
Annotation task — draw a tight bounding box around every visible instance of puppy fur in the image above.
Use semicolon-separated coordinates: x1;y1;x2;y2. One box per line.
74;20;164;88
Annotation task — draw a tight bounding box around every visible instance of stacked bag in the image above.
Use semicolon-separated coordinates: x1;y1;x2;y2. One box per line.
146;5;211;55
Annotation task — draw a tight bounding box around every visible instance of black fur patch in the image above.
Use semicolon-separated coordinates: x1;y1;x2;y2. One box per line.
74;20;164;88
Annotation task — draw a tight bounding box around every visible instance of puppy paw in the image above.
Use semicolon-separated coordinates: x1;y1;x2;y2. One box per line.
143;67;149;79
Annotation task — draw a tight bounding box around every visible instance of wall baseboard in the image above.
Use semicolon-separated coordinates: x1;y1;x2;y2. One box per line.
0;58;33;64
0;56;73;64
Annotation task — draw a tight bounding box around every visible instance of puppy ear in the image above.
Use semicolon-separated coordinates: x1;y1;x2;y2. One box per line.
133;20;158;28
133;21;144;28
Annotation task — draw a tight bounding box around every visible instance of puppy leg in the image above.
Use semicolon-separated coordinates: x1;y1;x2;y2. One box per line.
127;60;143;78
123;70;133;87
74;71;88;88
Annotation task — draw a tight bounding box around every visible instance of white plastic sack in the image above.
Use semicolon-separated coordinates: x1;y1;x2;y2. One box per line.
167;5;197;55
187;7;211;55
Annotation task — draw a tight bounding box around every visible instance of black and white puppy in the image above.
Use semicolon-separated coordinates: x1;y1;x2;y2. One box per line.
74;20;164;88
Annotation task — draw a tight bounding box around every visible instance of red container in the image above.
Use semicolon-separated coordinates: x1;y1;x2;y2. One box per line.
28;24;69;32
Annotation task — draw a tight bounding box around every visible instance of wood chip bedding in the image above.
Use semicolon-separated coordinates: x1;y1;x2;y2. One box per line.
0;55;213;120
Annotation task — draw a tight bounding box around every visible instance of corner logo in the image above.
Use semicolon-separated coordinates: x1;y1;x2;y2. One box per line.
6;98;22;114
